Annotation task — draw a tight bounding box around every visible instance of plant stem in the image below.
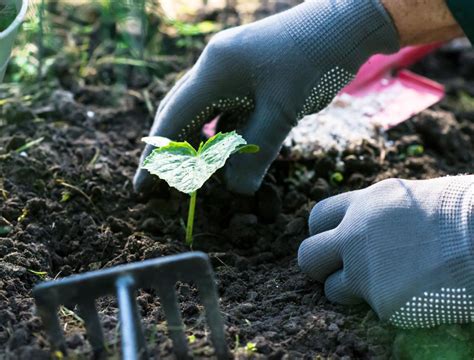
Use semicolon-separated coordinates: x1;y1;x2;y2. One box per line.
38;0;46;79
186;191;197;246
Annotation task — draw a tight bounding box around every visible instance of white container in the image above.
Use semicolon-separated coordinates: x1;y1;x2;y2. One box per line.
0;0;28;82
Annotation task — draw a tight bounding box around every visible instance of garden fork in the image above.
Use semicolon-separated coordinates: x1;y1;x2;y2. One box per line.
33;252;229;360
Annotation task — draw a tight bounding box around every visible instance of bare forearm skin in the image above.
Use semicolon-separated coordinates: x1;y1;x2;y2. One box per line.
381;0;464;46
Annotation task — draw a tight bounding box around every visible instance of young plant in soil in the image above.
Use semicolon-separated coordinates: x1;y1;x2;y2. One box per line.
0;2;17;32
141;131;259;246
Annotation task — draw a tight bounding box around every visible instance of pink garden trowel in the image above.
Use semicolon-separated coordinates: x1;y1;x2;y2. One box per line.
341;43;445;129
281;43;446;158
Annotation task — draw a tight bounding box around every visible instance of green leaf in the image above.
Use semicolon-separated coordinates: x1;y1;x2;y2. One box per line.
198;131;246;155
141;131;254;194
246;342;257;353
170;20;219;37
28;269;48;279
406;144;424;157
236;144;260;154
152;141;198;156
188;334;197;344
14;137;45;154
330;172;344;186
142;136;172;148
60;191;71;203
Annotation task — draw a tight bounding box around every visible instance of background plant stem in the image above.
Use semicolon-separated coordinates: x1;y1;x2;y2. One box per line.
186;191;197;245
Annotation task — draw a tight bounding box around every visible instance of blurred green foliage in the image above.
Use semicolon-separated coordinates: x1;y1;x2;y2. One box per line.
0;1;17;31
5;0;220;86
458;91;474;112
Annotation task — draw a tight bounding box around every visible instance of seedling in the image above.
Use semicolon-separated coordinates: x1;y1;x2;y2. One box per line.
28;269;48;280
188;334;197;344
330;172;344;186
245;342;257;354
141;131;259;245
406;144;424;157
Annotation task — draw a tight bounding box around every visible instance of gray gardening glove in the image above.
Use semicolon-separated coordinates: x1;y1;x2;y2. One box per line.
134;0;400;195
299;176;474;329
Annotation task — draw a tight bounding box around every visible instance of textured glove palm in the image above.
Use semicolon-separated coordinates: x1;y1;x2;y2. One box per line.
134;0;399;194
299;176;474;329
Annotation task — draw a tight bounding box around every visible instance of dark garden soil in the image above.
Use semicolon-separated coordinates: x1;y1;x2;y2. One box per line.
2;9;474;360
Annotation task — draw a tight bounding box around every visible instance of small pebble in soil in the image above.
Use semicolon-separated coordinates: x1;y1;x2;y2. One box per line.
285;217;306;236
257;183;282;222
283;320;299;335
5;136;26;152
283;190;307;213
139;217;159;233
253;335;273;354
310;178;330;201
347;172;367;188
229;213;258;228
66;333;84;349
367;325;391;343
8;328;29;349
145;198;180;217
237;302;256;314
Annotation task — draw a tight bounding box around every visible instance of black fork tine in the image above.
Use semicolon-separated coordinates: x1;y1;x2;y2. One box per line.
77;299;106;359
156;280;190;360
116;275;148;360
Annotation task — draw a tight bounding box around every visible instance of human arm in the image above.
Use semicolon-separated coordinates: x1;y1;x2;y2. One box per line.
133;0;465;195
382;0;463;46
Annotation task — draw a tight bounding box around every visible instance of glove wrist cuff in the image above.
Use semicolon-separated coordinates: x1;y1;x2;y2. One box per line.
281;0;400;71
440;175;474;288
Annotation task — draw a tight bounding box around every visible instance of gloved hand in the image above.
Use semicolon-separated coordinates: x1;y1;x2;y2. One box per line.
134;0;399;195
298;176;474;329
